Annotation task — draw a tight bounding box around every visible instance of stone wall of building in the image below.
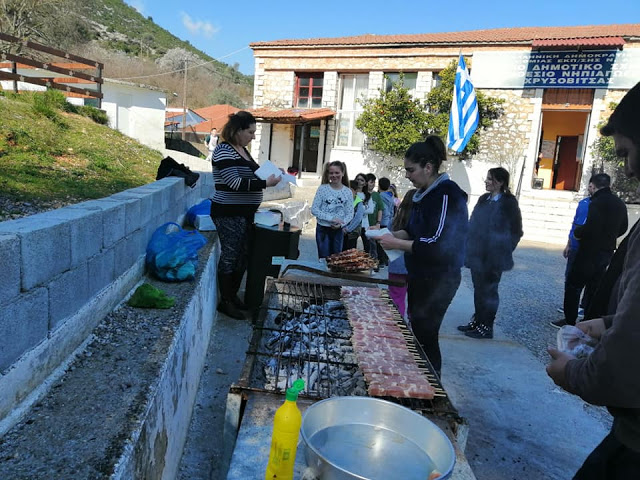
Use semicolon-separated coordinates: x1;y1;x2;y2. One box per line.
472;88;538;188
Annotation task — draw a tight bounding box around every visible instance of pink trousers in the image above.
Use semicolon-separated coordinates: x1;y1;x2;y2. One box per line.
388;273;408;319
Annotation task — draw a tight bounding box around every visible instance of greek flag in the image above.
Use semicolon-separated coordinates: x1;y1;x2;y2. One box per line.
448;55;479;153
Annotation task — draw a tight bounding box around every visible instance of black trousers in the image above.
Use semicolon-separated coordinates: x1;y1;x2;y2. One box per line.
564;250;612;325
407;271;461;376
574;430;640;480
470;269;502;329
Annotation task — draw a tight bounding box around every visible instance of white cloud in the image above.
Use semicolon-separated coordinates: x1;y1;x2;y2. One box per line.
180;12;219;38
129;0;145;15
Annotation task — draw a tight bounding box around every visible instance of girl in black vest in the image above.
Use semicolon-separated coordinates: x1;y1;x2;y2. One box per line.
458;167;523;339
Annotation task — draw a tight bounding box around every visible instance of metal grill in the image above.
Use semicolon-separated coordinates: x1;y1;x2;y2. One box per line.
233;278;460;419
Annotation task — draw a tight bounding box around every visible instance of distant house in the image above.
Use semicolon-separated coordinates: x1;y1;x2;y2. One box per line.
192;104;240;136
0;65;167;151
100;79;167;150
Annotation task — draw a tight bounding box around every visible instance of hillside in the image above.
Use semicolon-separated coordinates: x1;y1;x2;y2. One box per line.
0;90;163;220
0;0;253;108
77;0;249;84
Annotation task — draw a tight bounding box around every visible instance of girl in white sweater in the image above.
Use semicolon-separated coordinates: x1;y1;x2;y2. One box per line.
311;161;353;258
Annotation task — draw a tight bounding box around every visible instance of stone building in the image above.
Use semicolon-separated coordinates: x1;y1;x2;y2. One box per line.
250;24;640;243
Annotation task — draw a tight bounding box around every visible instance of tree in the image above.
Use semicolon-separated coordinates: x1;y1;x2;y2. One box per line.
424;59;504;159
156;47;201;72
356;75;431;159
591;102;639;201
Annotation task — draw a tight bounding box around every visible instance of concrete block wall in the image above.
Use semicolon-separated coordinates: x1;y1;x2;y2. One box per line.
0;173;214;428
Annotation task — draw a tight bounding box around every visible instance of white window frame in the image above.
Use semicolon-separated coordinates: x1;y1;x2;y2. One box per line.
335;74;369;148
384;72;418;97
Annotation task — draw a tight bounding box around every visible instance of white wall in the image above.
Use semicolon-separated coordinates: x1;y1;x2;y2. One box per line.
102;81;167;151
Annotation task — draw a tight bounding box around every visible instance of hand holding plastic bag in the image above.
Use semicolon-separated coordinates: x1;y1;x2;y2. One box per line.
146;222;206;281
557;325;598;359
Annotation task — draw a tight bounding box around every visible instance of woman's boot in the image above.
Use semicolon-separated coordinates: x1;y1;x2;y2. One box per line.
217;273;245;320
230;270;248;310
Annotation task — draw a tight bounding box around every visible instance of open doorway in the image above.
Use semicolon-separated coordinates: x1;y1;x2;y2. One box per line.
293;121;320;173
535;88;593;192
537;111;589;191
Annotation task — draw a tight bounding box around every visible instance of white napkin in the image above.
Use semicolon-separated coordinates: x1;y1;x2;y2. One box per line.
365;228;403;262
255;160;297;185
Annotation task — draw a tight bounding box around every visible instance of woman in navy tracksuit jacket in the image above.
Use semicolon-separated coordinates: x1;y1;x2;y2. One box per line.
379;136;468;376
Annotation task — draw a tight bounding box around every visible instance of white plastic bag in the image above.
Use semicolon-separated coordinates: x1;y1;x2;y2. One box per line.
557;325;598;358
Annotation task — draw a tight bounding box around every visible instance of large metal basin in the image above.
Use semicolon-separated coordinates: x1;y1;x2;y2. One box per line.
300;396;455;479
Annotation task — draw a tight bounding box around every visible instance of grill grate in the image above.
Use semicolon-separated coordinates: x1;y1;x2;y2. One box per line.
233;278;460;419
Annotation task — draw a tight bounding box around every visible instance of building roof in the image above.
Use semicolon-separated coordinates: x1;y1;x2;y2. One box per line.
192;104;240;132
248;107;336;124
250;24;640;48
531;37;626;48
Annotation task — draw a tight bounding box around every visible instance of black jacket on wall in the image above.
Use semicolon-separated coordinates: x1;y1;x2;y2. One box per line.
465;193;523;273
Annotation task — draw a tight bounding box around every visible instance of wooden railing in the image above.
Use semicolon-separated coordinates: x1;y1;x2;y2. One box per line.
0;32;103;106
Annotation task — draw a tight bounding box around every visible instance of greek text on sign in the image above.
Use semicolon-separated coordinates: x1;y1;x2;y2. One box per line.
471;49;640;89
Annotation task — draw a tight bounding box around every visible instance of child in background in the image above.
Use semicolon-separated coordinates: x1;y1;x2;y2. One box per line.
377;177;395;266
311;161;353;258
365;173;384;263
390;183;401;208
388;189;415;322
342;180;366;251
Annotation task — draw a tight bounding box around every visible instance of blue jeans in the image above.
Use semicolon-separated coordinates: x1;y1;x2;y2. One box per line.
316;225;344;258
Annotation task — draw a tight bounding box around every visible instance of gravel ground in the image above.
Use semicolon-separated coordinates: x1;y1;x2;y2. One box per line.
482;240;565;364
473;239;613;430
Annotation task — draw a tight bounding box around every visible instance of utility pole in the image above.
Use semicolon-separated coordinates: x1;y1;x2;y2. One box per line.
181;58;188;140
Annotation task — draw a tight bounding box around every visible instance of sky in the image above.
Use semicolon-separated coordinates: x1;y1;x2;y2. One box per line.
124;0;640;76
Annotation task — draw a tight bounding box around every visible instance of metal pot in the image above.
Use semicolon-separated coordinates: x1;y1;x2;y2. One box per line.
300;396;455;479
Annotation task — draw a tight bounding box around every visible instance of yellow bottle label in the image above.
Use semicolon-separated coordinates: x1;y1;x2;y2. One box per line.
265;430;299;479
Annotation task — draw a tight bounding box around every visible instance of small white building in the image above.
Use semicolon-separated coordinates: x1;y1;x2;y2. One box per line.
0;68;167;151
101;79;167;151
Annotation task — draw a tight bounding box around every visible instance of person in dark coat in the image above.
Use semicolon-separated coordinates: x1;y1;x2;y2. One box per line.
458;167;523;339
379;136;469;376
551;173;628;328
547;81;640;480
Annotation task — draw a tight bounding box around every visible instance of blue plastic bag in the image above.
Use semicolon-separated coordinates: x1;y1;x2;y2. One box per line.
185;199;212;227
146;222;207;281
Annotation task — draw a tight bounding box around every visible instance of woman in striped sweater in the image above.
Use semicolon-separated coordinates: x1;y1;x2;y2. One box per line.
210;111;281;319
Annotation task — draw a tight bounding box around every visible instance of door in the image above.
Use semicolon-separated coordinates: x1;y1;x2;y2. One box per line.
293;122;320;173
552;136;579;191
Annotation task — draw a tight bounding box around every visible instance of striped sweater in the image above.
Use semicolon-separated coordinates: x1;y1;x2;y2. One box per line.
211;142;267;217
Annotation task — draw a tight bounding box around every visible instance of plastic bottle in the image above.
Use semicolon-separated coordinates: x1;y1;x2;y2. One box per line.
265;379;305;480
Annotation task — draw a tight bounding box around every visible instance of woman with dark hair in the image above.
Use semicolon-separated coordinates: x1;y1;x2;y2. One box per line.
379;135;469;376
210;111;281;319
458;167;523;339
311;161;353;258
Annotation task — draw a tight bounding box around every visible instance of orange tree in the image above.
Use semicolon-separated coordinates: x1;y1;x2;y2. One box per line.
356;75;430;159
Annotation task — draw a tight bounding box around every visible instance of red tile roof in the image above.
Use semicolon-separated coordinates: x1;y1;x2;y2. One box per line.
192;104;240;133
250;24;640;48
248;107;336;124
531;37;625;48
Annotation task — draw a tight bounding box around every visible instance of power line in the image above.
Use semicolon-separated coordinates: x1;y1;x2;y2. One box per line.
112;46;250;81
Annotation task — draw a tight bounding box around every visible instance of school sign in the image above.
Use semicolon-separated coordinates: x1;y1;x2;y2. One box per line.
472;49;640;89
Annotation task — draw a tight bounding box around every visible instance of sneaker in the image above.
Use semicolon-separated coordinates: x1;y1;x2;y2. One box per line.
457;314;478;332
464;324;493;339
558;307;585;317
550;319;570;328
